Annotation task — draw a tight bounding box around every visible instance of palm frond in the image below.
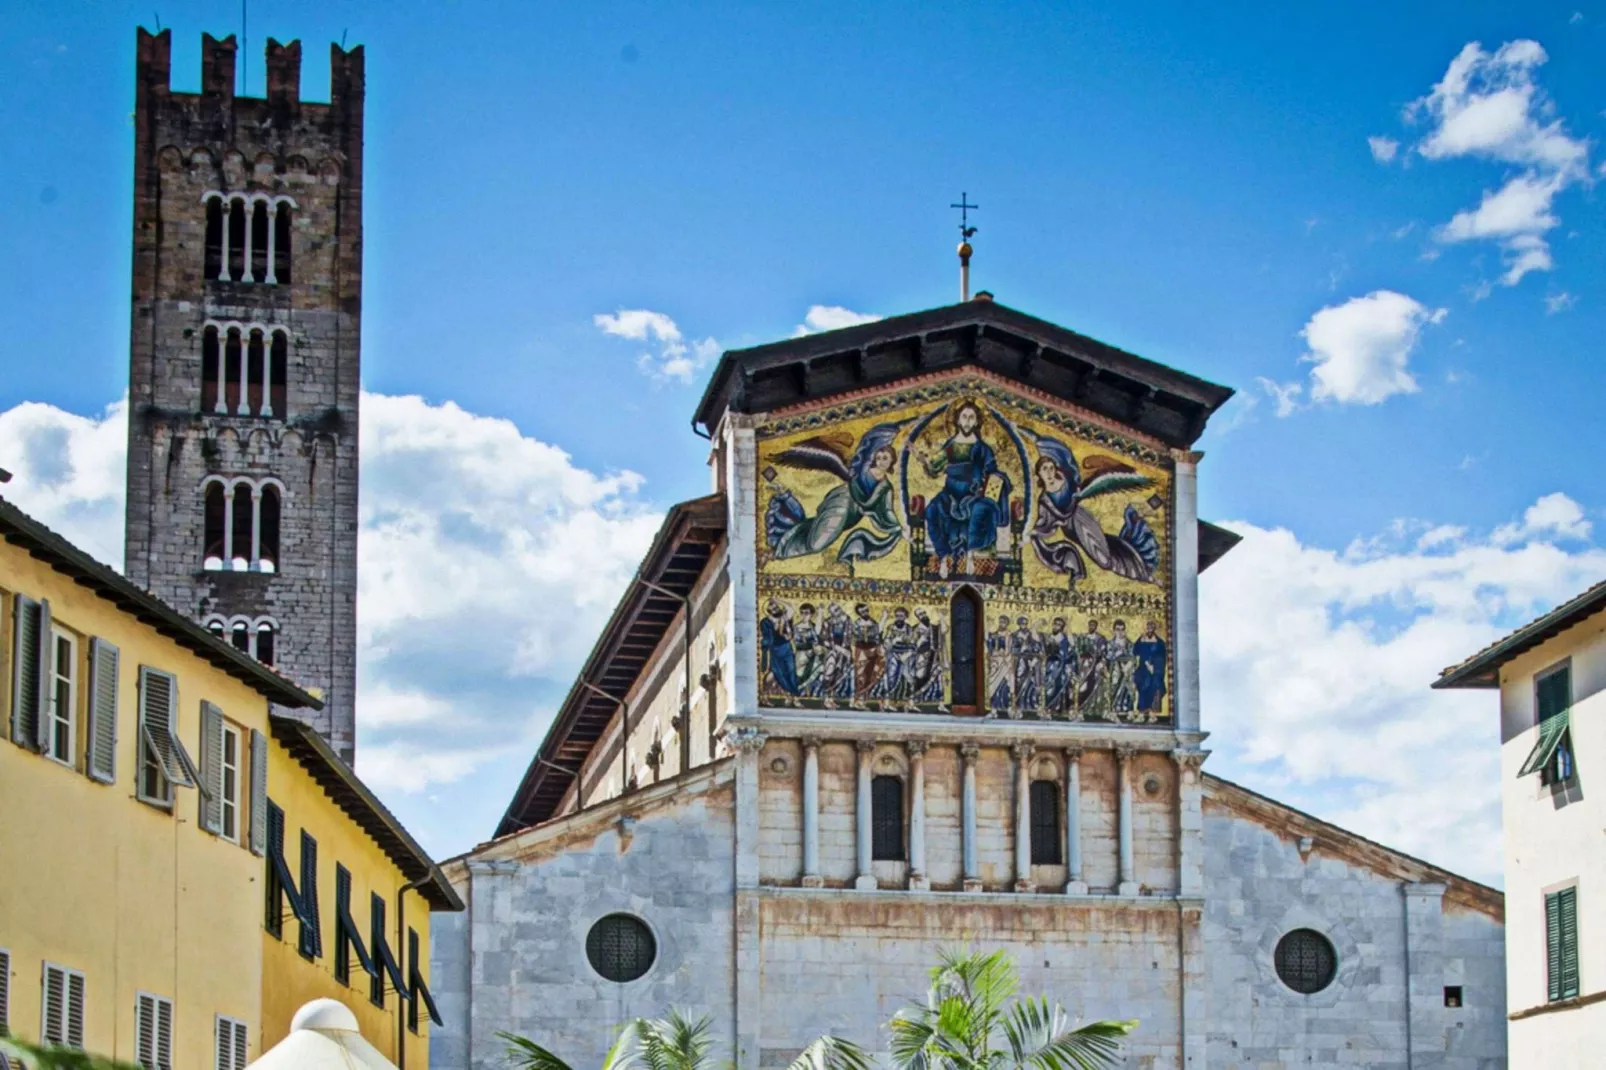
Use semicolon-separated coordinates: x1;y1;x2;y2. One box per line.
636;1009;716;1070
783;1035;873;1070
0;1038;143;1070
501;1032;583;1070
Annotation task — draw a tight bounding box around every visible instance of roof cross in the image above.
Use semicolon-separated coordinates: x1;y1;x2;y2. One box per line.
951;192;979;240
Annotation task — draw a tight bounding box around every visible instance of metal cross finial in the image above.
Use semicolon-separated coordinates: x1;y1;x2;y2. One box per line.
951;192;979;240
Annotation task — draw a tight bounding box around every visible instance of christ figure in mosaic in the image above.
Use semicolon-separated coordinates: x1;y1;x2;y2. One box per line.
914;401;1012;577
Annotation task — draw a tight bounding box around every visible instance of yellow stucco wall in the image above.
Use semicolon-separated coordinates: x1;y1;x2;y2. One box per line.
0;540;267;1066
263;738;435;1070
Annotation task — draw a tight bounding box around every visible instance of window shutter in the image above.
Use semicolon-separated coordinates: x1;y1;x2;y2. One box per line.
136;994;155;1067
1546;890;1565;1001
156;997;173;1070
232;1018;248;1070
0;948;9;1037
10;595;41;750
86;639;120;783
139;668;195;788
32;599;53;753
1559;886;1580;999
214;1015;228;1070
65;972;84;1050
298;831;323;959
41;965;65;1044
198;702;224;833
249;730;268;856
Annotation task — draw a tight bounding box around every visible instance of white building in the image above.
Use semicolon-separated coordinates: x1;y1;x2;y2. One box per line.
1437;579;1606;1068
433;298;1507;1069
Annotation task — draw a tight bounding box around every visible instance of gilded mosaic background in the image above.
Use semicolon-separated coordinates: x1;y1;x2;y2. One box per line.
755;374;1174;723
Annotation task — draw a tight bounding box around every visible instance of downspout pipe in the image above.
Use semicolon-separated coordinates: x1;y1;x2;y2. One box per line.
641;579;695;773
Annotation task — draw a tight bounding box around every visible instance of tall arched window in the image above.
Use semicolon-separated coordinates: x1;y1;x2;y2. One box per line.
950;588;984;711
201;326;221;411
258;485;281;572
203;483;226;569
230;484;254;570
269;332;288;417
273;203;293;284
204;199;224;280
223;327;243;414
227;200;248;281
871;775;905;861
1029;780;1062;865
249;202;271;283
256;623;277;667
246;330;266;416
230;621;251;654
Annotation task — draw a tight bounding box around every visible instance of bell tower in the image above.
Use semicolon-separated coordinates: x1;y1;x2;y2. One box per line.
123;29;363;762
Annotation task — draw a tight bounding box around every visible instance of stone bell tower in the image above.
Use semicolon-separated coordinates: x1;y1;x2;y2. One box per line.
123;28;363;761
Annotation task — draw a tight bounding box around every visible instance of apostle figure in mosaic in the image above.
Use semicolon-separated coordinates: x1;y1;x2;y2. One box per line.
760;599;799;700
914;401;1012;577
910;608;945;704
1009;616;1042;717
1029;434;1161;587
987;614;1013;715
1133;618;1168;719
1042;617;1074;718
1074;619;1109;716
1106;619;1137;715
792;603;822;696
851;603;886;699
817;604;855;707
871;606;920;707
764;420;912;564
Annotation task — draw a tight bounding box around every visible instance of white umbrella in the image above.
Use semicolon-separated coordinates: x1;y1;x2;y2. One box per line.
248;998;400;1070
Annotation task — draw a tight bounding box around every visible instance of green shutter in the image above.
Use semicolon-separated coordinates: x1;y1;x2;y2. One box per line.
10;595;41;750
1559;887;1580;999
1519;710;1571;778
1546;891;1563;1000
1537;666;1571;722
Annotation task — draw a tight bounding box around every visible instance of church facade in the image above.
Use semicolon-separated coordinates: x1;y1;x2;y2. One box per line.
431;299;1507;1069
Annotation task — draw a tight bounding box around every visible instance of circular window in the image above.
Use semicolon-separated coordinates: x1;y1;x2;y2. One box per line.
586;914;656;983
1274;929;1337;994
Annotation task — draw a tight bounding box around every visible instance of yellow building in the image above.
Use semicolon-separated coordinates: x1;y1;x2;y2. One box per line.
0;494;460;1068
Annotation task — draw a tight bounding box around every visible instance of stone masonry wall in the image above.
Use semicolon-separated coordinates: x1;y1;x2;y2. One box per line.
125;30;362;759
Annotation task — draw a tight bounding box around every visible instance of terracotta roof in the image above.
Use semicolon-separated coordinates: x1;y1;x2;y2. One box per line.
496;494;727;836
1434;578;1606;689
692;299;1234;447
271;715;462;911
0;493;321;710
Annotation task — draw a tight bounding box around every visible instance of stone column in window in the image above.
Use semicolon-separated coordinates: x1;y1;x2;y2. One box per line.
218;199;232;282
906;740;928;891
854;739;876;890
236;331;253;416
1064;745;1087;894
961;743;982;892
1012;741;1035;893
1116;745;1138;895
249;485;263;570
215;331;230;414
241;201;255;283
801;737;822;888
221;481;235;565
265;203;279;285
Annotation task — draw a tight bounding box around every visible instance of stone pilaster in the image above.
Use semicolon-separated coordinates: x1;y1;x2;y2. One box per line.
1064;745;1087;895
960;743;982;892
1012;741;1035;893
800;736;822;887
1116;745;1138;896
854;739;877;890
906;740;929;891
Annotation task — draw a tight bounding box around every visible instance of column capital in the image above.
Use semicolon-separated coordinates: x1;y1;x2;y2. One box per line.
904;739;929;757
1171;747;1208;779
960;742;980;763
1115;744;1138;763
855;738;877;755
1169;448;1205;466
1063;744;1084;762
800;736;822;753
1010;740;1036;761
728;727;768;754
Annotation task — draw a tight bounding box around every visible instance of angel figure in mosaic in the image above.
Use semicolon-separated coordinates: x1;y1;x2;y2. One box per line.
764;420;912;564
1029;435;1161;586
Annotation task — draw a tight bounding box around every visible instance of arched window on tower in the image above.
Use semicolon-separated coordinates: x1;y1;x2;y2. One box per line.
227;200;247;281
246;330;266;417
207;619;226;641
258;485;281;573
203;483;226;570
1030;780;1062;865
273;203;292;285
204;198;224;280
201;326;221;411
871;774;905;861
949;587;984;712
269;332;288;418
250;202;270;283
223;327;243;415
256;622;277;667
230;484;253;570
230;621;251;655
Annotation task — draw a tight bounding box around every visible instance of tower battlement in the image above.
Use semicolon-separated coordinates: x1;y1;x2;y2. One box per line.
135;28;364;113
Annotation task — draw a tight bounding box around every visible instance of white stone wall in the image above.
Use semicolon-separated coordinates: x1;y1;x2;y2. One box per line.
1201;793;1507;1069
431;767;738;1070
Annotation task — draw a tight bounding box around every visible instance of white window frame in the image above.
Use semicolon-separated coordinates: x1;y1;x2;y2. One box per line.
44;626;78;767
135;990;174;1070
40;962;85;1049
220;720;243;844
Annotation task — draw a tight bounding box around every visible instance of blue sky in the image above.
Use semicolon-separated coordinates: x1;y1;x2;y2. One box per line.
3;1;1604;878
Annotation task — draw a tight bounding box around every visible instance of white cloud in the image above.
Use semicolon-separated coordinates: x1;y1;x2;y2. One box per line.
1403;40;1592;286
793;305;882;337
595;308;719;384
1545;291;1577;314
1203;497;1606;883
1297;291;1446;406
0;392;665;802
1255;377;1304;418
1368;136;1400;163
1492;491;1592;545
0;397;128;566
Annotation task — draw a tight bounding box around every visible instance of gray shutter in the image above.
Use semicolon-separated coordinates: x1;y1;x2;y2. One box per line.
155;997;173;1070
249;730;269;856
10;595;40;749
139;668;194;788
214;1015;228;1070
198;702;224;833
65;972;84;1050
33;599;52;753
232;1020;247;1070
136;994;155;1066
86;639;119;784
0;947;10;1036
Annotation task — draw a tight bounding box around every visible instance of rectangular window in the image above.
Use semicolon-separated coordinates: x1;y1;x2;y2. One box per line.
1537;664;1575;785
220;721;242;842
214;1014;248;1070
135;992;173;1070
264;800;311;940
1546;886;1580;1002
40;963;85;1049
369;893;409;1010
137;666;199;807
408;927;444;1034
44;627;77;765
334;864;377;987
298;830;322;960
871;775;905;861
1030;780;1062;865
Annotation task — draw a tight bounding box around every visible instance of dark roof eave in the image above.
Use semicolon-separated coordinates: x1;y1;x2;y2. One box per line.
270;715;463;911
692;300;1234;443
0;495;322;710
1434;578;1606;690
